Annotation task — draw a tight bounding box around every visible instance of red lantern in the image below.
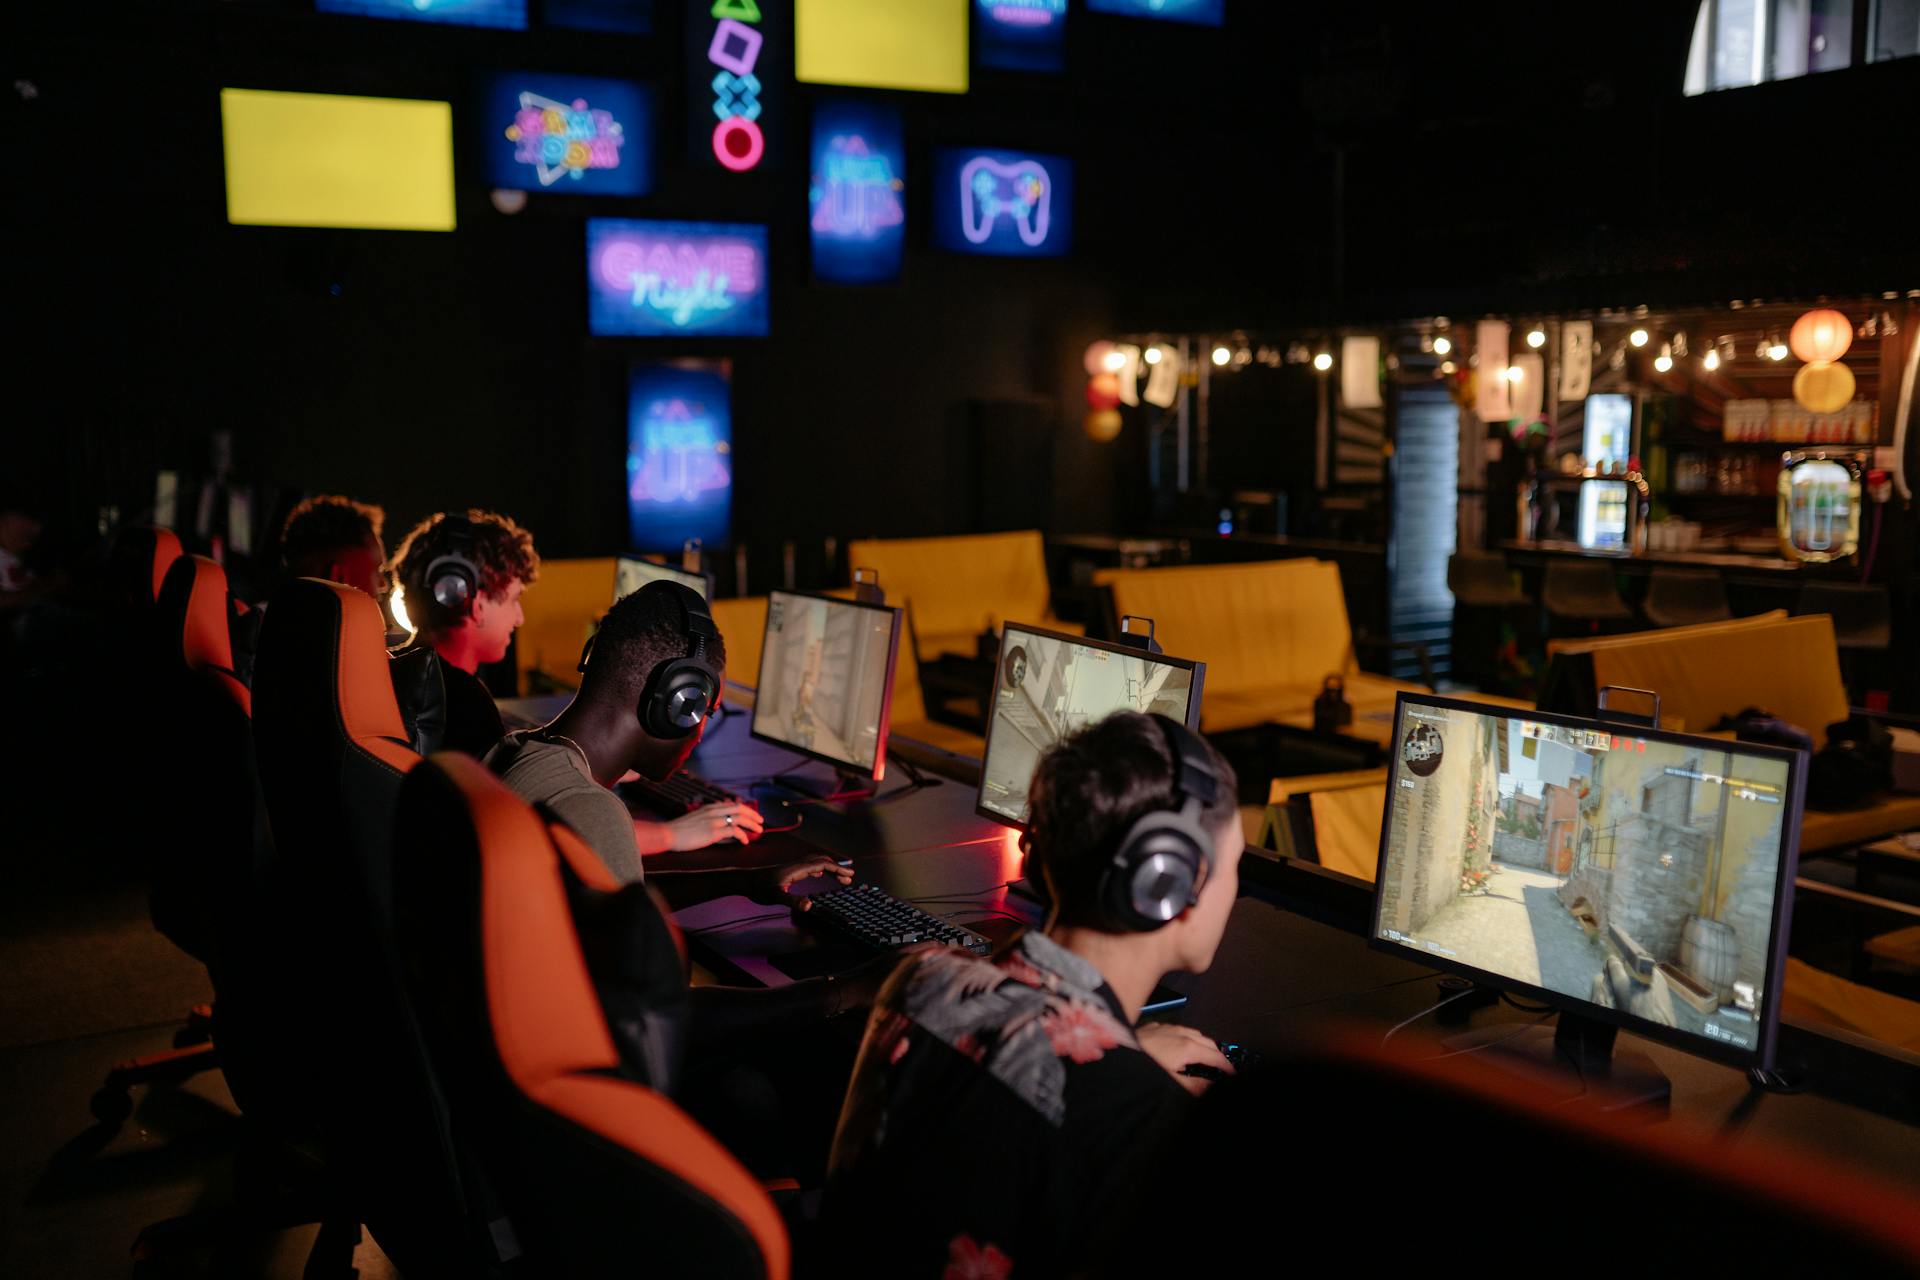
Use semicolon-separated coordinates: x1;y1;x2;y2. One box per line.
1086;373;1121;410
1789;309;1852;364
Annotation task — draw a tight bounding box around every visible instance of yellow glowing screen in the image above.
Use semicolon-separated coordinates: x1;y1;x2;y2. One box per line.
222;88;457;231
795;0;969;94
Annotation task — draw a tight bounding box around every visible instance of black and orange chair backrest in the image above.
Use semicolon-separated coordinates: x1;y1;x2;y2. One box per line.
394;754;789;1280
112;525;183;609
158;554;250;717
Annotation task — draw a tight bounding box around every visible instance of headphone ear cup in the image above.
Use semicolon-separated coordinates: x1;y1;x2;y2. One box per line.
1103;812;1209;932
641;659;718;739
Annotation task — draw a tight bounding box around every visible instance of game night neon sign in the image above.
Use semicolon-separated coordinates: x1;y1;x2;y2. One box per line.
587;219;770;337
701;0;768;172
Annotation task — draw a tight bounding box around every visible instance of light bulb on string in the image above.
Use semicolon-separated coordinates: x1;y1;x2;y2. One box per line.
1654;344;1673;374
1313;352;1333;372
1702;348;1721;372
1211;346;1231;367
1432;335;1452;356
1144;346;1164;365
1629;328;1650;348
1526;327;1546;349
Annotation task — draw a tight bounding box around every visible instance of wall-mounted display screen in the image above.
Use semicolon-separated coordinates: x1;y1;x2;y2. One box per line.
809;101;905;285
976;0;1067;72
1085;0;1221;26
587;219;770;337
222;89;456;232
316;0;527;29
482;72;652;195
628;363;733;550
931;147;1072;258
796;0;969;93
546;0;653;32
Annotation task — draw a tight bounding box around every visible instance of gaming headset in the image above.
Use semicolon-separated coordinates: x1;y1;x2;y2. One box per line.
423;515;481;617
1094;714;1221;933
578;580;721;740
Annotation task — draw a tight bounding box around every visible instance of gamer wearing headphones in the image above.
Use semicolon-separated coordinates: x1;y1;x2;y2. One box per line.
819;711;1242;1278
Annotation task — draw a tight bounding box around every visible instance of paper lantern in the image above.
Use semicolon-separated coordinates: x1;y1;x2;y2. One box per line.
1083;340;1117;377
1789;309;1852;364
1792;360;1855;414
1083;409;1122;443
1086;373;1121;410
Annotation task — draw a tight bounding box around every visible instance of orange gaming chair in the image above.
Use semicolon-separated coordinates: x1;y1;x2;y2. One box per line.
111;524;183;610
393;753;791;1280
251;578;498;1275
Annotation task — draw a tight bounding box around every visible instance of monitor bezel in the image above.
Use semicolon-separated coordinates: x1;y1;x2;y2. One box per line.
613;555;714;603
1366;691;1807;1073
749;589;903;782
974;621;1208;832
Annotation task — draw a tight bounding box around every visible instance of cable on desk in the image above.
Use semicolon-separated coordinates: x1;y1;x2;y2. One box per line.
942;910;1030;928
907;880;1020;906
1422;1013;1554;1061
1380;985;1485;1045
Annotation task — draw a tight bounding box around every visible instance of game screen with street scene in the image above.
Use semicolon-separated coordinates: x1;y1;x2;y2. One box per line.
1375;701;1796;1056
613;556;709;603
752;592;900;775
978;627;1201;826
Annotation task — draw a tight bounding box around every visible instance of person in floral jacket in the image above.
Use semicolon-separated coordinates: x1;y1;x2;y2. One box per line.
821;712;1245;1277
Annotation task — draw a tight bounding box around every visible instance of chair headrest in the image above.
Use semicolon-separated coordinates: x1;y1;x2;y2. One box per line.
159;555;235;675
113;526;183;607
254;577;409;762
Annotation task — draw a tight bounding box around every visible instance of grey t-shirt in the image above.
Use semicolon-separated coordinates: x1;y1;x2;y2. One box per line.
484;731;643;884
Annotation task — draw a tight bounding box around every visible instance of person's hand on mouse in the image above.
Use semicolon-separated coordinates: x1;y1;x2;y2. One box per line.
665;802;764;851
747;854;854;908
1137;1024;1233;1095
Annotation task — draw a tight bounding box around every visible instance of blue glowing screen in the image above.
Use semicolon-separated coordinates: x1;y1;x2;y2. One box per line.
545;0;653;32
628;364;733;551
1085;0;1221;25
930;148;1072;258
481;73;652;196
316;0;527;29
587;219;770;338
809;102;905;285
976;0;1067;73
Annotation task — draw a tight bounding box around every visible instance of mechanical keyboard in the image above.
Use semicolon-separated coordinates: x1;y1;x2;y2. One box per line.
801;883;993;955
621;770;757;816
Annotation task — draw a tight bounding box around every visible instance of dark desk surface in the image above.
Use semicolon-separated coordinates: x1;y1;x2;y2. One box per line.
1498;538;1808;575
497;691;1920;1191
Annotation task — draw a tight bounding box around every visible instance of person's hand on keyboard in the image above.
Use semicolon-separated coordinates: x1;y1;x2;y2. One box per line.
664;802;765;851
1137;1024;1234;1096
747;855;855;909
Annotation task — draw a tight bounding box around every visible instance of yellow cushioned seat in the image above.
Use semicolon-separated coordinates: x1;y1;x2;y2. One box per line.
515;557;618;696
848;530;1077;662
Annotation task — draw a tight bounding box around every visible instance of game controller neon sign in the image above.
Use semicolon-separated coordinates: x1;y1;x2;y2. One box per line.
702;0;766;172
503;92;625;186
811;136;903;240
629;399;731;503
597;233;762;328
960;155;1052;247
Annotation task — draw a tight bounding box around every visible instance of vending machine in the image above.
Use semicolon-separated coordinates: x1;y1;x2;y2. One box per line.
1777;451;1864;563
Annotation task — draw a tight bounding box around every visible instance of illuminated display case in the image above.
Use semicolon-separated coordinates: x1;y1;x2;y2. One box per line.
1776;451;1863;563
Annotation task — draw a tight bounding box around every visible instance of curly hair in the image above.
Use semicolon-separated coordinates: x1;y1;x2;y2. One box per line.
580;580;728;713
280;495;385;575
1025;711;1238;929
388;508;541;638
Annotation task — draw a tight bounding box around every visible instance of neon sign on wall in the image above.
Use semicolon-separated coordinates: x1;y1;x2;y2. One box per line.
628;363;733;550
482;73;652;196
546;0;653;32
316;0;527;29
1084;0;1223;26
931;147;1073;258
689;0;779;173
809;101;904;285
587;218;770;337
976;0;1067;73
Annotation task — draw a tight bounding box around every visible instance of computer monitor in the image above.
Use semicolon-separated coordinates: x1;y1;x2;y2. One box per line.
1370;694;1805;1086
976;624;1206;829
614;555;711;604
751;590;903;781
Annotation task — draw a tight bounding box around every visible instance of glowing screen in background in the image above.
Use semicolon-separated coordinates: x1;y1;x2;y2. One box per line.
1084;0;1222;25
809;101;905;285
930;147;1072;258
481;73;653;195
976;0;1067;73
796;0;969;93
628;364;733;551
587;219;770;337
221;89;456;231
546;0;653;32
315;0;528;28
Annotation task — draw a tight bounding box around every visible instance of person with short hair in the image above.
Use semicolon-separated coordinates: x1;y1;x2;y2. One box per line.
821;711;1244;1277
279;494;388;599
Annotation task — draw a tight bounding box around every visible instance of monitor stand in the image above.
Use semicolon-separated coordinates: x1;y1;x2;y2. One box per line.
1443;1010;1670;1116
764;769;876;804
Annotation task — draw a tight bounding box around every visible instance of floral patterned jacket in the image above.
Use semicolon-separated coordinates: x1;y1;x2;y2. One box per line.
822;931;1191;1278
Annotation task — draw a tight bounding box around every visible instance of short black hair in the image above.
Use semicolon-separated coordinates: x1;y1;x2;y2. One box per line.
388;508;540;638
582;581;729;714
281;495;384;575
1026;711;1238;928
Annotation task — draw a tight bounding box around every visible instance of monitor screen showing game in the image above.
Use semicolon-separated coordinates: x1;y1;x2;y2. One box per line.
627;363;733;550
797;0;969;93
316;0;527;29
752;590;903;777
931;148;1072;258
809;101;905;285
1372;695;1804;1067
1084;0;1221;26
976;0;1067;72
222;89;456;231
588;219;770;338
977;625;1205;827
481;72;652;196
546;0;652;32
614;556;711;603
